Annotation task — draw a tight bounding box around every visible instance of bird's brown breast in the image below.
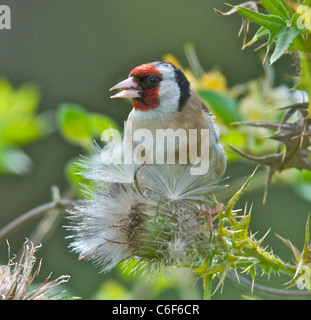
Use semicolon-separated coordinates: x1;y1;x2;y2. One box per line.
125;89;226;179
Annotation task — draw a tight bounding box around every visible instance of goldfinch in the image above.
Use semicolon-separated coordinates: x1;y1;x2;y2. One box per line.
109;61;226;180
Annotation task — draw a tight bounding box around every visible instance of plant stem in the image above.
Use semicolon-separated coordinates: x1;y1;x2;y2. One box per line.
242;243;297;275
227;270;311;297
27;187;77;247
296;35;311;117
0;198;73;241
203;274;213;300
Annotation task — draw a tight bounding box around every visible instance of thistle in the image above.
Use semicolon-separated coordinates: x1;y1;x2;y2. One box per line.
0;240;69;300
231;102;311;201
67;145;311;299
66;1;311;298
67;148;222;273
216;0;311;201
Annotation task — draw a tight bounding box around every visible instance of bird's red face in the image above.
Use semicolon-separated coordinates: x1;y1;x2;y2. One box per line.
110;63;163;112
110;61;191;118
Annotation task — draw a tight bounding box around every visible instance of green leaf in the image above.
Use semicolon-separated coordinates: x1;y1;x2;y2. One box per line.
197;90;241;125
244;26;270;49
222;129;247;161
0;80;41;115
90;113;119;137
1;115;49;146
270;26;305;64
295;36;311;93
57;103;120;150
266;30;277;50
253;26;270;40
302;169;311;182
57;103;93;147
236;6;286;32
64;157;86;187
260;0;292;20
0;146;32;175
225;166;258;214
302;0;311;6
0;78;49;147
92;280;128;300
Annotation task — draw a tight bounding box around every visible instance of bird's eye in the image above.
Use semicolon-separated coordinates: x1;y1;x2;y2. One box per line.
140;75;162;89
147;76;159;85
141;75;161;88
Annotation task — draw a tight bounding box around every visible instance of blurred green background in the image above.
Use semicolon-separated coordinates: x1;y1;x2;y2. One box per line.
0;0;310;299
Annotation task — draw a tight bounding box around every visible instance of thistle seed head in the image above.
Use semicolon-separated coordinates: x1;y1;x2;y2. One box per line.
67;148;222;272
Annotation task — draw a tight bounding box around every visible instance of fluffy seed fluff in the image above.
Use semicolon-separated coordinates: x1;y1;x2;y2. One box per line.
67;144;224;272
0;240;69;300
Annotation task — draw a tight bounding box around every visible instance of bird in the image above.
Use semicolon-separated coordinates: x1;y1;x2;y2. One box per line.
109;61;226;181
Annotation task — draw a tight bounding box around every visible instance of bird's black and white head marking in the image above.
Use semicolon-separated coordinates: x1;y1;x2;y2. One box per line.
113;61;192;122
153;61;191;111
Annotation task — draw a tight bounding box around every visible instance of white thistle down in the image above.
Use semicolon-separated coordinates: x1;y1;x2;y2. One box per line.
79;144;135;185
138;163;223;202
68;184;146;271
68;145;225;272
0;240;69;300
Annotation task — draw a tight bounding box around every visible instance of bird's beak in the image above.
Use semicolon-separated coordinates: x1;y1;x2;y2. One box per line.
109;77;141;99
